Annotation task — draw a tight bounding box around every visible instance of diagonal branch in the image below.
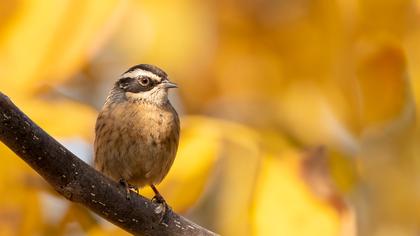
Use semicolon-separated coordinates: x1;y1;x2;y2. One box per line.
0;92;218;236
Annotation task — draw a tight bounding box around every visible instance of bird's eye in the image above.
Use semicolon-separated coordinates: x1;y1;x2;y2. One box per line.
139;77;150;86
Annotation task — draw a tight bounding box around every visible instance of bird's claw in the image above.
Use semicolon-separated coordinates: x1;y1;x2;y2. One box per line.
150;184;171;224
152;194;165;204
119;178;139;200
152;198;172;225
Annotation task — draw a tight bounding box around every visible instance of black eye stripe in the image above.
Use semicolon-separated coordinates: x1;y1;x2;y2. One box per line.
117;76;157;93
118;77;135;90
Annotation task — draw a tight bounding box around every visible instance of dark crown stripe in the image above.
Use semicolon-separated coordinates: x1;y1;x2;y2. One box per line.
124;64;167;79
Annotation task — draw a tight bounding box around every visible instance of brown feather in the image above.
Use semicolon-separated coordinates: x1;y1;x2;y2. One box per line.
94;94;179;187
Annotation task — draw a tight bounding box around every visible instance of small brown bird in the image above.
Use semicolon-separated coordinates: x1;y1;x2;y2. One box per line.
94;64;179;206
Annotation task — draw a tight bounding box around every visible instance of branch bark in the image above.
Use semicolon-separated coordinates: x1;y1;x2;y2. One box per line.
0;92;218;236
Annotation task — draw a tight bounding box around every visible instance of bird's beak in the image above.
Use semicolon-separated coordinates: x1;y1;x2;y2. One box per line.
162;79;178;89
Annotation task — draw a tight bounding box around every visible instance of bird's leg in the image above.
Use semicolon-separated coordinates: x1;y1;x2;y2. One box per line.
150;184;171;224
151;184;166;204
119;178;132;200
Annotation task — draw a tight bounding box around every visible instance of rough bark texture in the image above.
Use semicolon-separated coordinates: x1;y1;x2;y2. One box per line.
0;92;218;236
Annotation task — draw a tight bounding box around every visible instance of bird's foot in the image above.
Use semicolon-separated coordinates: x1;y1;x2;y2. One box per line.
119;178;139;200
128;183;139;194
151;192;165;204
151;185;171;225
152;197;172;225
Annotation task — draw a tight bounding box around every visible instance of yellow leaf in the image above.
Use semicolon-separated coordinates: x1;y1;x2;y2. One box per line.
17;98;97;139
0;0;122;98
0;144;43;235
355;42;412;128
253;153;340;236
88;225;130;236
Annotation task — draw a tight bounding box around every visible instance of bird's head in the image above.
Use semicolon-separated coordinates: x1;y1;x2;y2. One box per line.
111;64;177;106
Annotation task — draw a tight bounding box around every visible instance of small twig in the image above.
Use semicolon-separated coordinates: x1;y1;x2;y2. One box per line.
0;92;218;236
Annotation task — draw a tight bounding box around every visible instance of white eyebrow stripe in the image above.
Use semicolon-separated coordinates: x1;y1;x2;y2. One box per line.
120;69;162;81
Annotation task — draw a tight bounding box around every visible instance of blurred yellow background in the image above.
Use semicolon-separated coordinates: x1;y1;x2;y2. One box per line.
0;0;420;235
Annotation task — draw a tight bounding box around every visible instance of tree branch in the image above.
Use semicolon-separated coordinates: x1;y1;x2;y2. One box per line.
0;92;218;236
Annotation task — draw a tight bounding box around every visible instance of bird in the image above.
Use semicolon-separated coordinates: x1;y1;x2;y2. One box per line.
94;64;180;209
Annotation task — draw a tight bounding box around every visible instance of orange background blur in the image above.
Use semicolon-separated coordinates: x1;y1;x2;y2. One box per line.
0;1;419;235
